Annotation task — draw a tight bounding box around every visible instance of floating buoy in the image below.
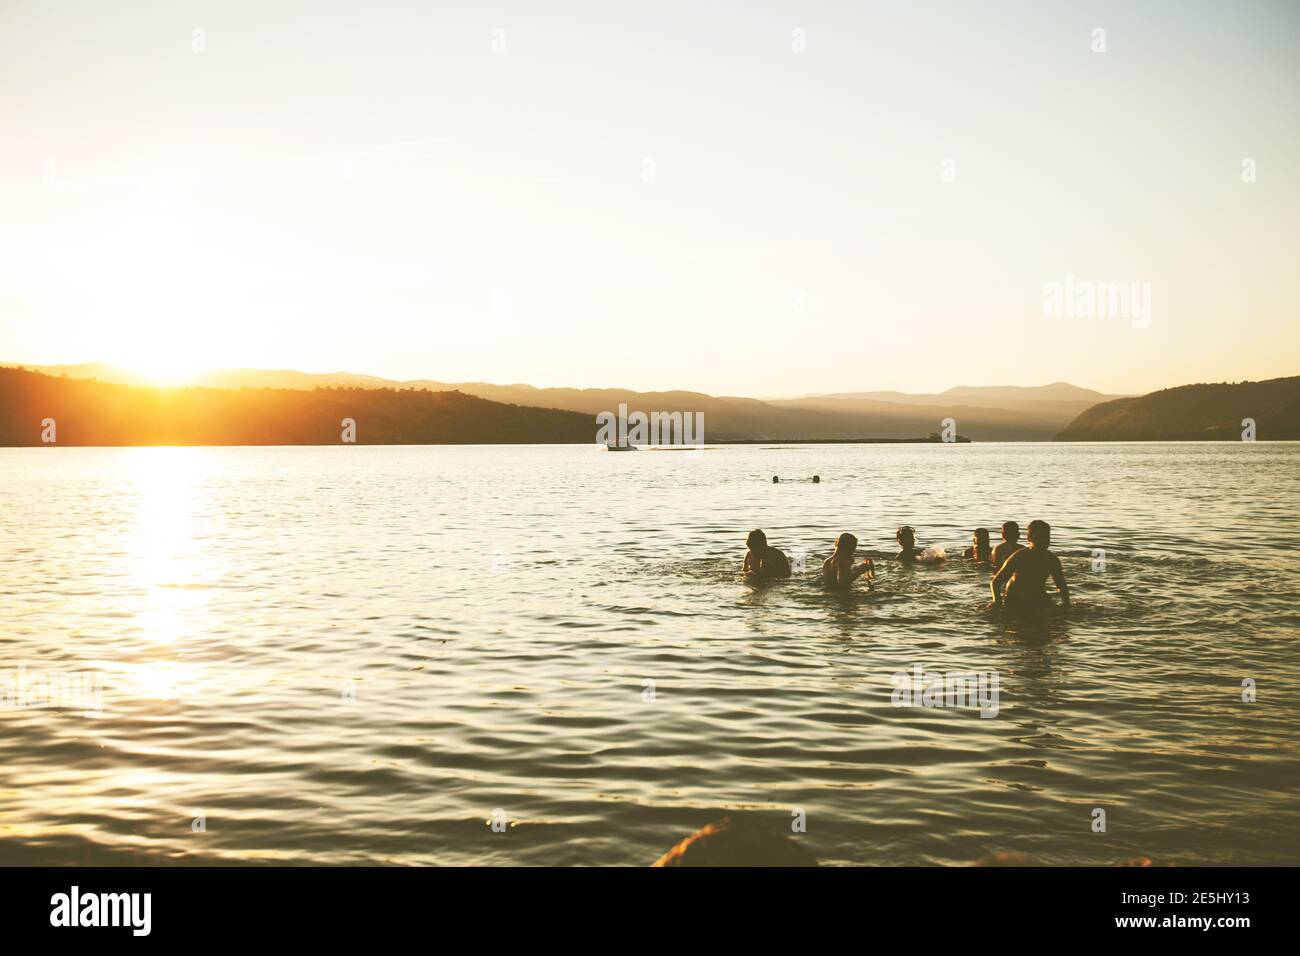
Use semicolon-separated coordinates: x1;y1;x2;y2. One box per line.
812;475;820;484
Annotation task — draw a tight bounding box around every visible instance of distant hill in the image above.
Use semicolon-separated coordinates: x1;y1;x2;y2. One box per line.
1056;377;1300;441
776;383;1128;439
0;368;595;446
10;363;1118;441
792;382;1121;406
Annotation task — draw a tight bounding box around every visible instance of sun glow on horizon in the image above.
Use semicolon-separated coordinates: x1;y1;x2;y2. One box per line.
123;359;211;388
34;192;278;388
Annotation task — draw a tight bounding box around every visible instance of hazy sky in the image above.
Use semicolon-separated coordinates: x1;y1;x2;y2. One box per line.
2;0;1297;395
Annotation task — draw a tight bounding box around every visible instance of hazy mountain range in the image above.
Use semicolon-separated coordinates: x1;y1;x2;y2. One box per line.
11;363;1128;442
5;363;1295;444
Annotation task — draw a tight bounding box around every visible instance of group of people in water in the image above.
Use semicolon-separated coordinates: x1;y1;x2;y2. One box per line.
743;520;1070;609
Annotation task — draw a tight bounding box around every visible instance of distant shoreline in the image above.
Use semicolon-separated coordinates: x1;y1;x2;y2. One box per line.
4;366;1298;444
5;439;1300;449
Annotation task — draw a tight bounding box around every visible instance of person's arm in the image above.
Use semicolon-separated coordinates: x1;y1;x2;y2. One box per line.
1051;555;1070;607
821;557;836;586
743;551;754;575
851;558;874;581
990;552;1019;606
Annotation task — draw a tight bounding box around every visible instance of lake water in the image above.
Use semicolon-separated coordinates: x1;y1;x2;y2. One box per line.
2;443;1298;866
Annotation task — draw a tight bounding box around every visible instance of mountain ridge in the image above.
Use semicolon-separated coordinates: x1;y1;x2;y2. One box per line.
0;368;597;446
1056;376;1300;441
7;362;1124;442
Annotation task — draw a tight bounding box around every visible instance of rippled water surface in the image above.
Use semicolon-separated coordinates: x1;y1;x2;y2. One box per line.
2;443;1298;865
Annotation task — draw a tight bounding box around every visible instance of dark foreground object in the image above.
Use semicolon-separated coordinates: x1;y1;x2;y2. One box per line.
652;814;818;866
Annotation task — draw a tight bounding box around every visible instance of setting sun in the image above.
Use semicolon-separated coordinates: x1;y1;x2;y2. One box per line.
125;357;210;388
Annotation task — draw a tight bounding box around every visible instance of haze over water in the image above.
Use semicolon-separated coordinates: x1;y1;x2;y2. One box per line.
2;442;1297;865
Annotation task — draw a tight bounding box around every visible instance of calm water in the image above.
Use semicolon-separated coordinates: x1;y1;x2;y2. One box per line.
2;443;1298;866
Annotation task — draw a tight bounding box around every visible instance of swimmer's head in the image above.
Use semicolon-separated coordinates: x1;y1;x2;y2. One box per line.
834;532;858;557
1027;520;1050;547
896;526;916;549
746;529;767;550
1001;521;1020;542
973;528;990;546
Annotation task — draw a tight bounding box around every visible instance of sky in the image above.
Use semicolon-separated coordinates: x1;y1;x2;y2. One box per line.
1;0;1298;396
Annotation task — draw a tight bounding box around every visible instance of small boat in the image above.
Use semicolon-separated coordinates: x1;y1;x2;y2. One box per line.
603;440;638;451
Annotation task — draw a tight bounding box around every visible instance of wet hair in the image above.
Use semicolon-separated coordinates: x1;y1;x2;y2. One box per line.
746;529;767;550
834;532;858;554
1027;519;1050;539
973;528;990;544
896;526;916;542
1001;521;1020;539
